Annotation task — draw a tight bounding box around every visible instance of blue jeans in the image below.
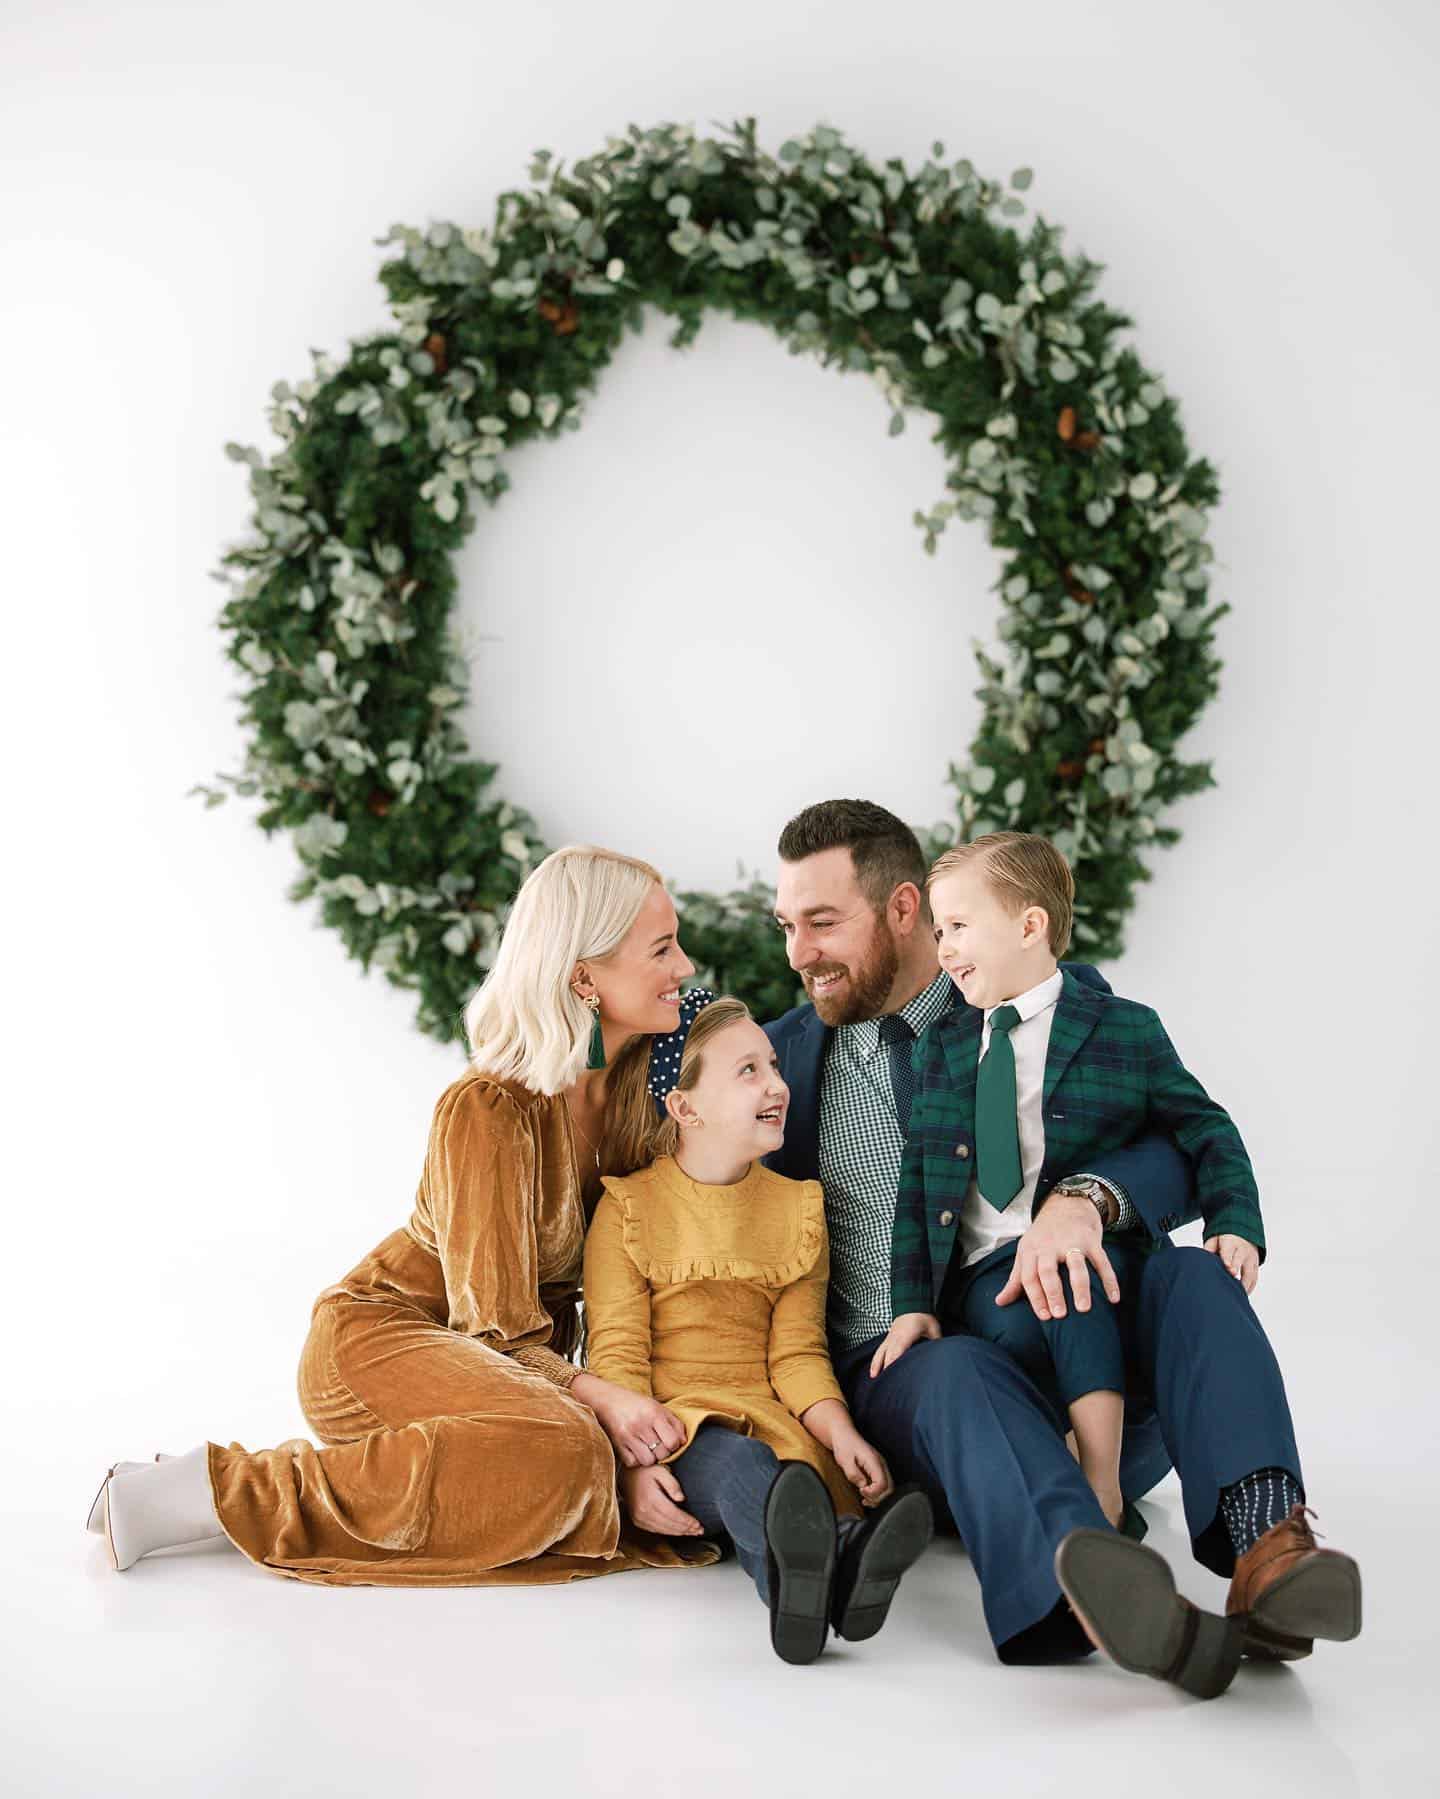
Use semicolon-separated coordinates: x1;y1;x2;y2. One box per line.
668;1426;782;1603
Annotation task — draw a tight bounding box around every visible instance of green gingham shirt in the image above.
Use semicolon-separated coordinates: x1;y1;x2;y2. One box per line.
818;971;954;1348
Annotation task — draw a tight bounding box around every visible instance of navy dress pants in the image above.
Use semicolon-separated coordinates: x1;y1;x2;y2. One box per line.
835;1246;1303;1658
953;1238;1151;1418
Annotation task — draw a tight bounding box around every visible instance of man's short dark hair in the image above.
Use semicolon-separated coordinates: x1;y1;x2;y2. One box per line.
777;799;930;917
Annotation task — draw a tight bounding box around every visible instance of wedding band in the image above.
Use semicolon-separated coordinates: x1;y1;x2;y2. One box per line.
1065;1247;1083;1257
648;1440;661;1451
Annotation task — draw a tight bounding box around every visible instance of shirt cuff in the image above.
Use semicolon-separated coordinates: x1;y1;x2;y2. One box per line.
509;1345;581;1389
1073;1173;1139;1232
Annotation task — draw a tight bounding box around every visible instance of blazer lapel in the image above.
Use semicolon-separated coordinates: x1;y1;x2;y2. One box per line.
936;1005;983;1121
1042;968;1106;1106
777;1007;827;1182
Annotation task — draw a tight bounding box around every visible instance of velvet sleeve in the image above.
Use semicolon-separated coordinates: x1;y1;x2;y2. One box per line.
422;1079;577;1384
581;1189;655;1397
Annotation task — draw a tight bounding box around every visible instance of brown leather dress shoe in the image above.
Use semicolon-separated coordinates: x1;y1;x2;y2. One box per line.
1226;1505;1362;1661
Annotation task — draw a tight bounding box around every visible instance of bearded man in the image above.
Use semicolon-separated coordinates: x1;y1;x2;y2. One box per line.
761;799;1358;1694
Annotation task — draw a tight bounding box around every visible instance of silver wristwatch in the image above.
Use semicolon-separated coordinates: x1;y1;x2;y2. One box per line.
1053;1177;1117;1229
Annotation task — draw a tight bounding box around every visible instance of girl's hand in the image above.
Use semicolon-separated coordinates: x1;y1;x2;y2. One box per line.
832;1429;893;1506
575;1377;688;1468
622;1464;705;1537
869;1312;941;1378
1204;1234;1261;1295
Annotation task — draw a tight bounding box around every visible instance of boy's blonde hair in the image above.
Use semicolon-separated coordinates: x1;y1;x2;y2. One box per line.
464;844;664;1096
928;831;1075;959
602;997;752;1177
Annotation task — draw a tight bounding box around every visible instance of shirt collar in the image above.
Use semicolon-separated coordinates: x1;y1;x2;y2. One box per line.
984;967;1063;1027
836;968;954;1059
899;968;955;1036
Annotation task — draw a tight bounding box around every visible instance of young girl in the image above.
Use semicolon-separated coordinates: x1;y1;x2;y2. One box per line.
585;996;933;1665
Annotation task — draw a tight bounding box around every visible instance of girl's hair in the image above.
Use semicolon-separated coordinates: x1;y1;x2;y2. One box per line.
601;996;752;1177
464;844;664;1096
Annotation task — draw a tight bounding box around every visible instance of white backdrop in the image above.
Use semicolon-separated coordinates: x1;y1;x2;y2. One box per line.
4;2;1437;1794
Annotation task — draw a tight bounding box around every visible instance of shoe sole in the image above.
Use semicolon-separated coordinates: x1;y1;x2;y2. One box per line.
1055;1529;1244;1701
1243;1553;1363;1661
835;1491;934;1642
765;1465;835;1667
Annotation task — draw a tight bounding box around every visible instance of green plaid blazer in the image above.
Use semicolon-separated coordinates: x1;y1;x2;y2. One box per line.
890;968;1265;1316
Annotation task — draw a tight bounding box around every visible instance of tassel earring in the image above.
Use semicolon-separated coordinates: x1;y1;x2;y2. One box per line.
583;993;606;1070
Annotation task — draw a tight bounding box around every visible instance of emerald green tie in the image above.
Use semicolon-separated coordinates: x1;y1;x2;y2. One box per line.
975;1004;1023;1209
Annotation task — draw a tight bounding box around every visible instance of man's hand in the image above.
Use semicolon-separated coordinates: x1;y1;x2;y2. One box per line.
1205;1234;1260;1294
993;1194;1120;1321
621;1464;706;1536
830;1427;894;1505
869;1312;941;1378
571;1375;687;1468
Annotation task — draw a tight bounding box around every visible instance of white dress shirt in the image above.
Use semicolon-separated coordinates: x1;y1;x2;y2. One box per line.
960;968;1065;1267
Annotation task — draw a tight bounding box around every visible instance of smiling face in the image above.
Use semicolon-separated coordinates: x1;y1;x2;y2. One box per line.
667;1016;790;1160
774;846;903;1026
929;863;1057;1012
584;884;695;1037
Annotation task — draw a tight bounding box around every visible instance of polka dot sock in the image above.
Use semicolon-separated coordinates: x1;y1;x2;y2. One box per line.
1219;1466;1305;1558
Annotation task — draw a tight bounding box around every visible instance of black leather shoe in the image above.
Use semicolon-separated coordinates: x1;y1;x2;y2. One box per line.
831;1485;934;1642
1055;1529;1245;1700
763;1462;837;1666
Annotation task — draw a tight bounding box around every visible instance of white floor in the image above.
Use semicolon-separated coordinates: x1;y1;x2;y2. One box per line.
10;1248;1432;1799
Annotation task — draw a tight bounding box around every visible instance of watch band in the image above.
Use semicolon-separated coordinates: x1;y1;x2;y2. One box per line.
1055;1177;1118;1229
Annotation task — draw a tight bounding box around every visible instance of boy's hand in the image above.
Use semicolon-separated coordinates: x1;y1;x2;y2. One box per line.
1205;1234;1260;1294
621;1464;706;1537
831;1428;894;1505
994;1194;1120;1321
869;1312;941;1378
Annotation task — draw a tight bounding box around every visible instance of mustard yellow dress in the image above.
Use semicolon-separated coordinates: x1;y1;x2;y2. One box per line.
205;1071;716;1586
583;1156;861;1518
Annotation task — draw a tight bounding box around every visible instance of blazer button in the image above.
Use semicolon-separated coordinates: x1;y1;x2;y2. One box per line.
938;1209;956;1227
955;1144;970;1159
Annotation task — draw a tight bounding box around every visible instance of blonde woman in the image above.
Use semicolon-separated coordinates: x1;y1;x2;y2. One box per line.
88;846;720;1587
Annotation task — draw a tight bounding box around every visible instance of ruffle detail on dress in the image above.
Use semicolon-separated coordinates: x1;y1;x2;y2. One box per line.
601;1162;827;1289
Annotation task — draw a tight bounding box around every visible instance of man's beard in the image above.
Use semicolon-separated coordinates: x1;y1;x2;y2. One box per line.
805;914;901;1026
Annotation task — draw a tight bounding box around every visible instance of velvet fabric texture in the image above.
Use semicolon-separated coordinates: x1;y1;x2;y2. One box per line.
584;1157;862;1518
207;1072;717;1586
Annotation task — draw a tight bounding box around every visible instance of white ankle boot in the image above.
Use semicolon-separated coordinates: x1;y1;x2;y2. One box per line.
86;1454;176;1533
101;1446;228;1571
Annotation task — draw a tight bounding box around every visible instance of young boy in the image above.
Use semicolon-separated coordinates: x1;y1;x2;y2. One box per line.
871;831;1265;1529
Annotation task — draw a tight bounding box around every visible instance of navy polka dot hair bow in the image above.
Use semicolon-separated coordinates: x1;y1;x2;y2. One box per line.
647;987;716;1117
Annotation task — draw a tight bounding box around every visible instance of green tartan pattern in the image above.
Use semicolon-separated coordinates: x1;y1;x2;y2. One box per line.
890;969;1264;1316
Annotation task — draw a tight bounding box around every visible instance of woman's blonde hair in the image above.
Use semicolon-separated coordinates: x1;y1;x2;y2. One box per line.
464;844;664;1096
602;997;752;1177
928;831;1075;958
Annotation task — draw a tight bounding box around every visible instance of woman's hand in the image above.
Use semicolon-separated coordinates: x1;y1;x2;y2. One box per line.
1205;1234;1261;1295
831;1427;893;1506
622;1465;705;1537
868;1311;941;1378
571;1374;688;1468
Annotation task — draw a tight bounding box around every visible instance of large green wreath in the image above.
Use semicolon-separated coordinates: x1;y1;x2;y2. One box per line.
204;119;1225;1043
